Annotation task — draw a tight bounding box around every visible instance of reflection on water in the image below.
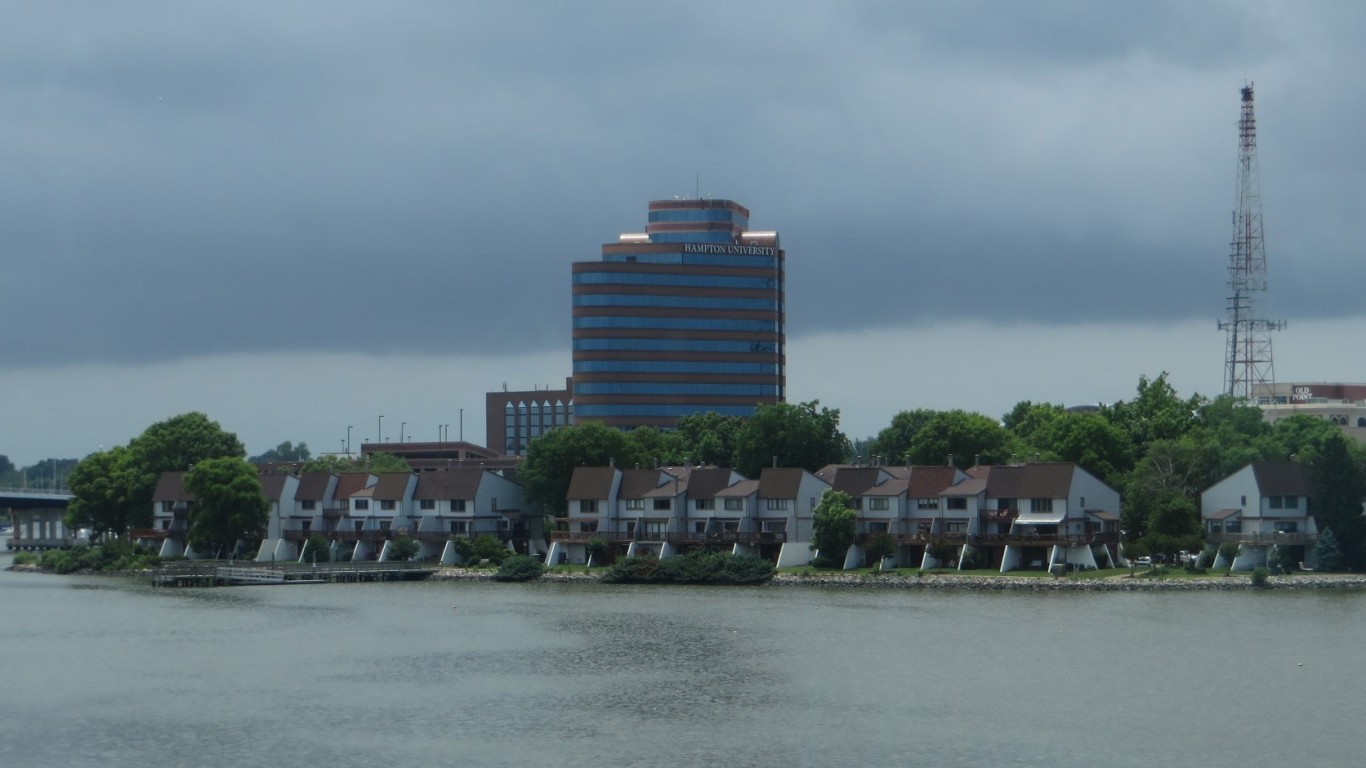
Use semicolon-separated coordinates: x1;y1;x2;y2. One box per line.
2;558;1363;768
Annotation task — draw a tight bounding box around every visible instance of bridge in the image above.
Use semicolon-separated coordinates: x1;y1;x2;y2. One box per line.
3;489;74;550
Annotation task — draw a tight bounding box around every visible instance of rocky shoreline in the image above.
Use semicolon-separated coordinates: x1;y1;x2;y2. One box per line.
429;568;1366;591
12;561;1366;591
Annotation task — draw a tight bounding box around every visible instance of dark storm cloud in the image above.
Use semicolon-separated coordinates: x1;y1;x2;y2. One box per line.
3;1;1363;367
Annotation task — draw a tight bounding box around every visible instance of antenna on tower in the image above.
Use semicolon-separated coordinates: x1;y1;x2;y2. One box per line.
1218;82;1286;404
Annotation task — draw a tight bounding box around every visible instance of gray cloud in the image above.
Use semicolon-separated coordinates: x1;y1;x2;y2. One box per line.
3;1;1364;369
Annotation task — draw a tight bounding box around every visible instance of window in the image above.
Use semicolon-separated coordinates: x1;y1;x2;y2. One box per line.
354;499;369;511
450;521;468;535
580;500;598;513
577;521;597;533
653;499;671;511
943;520;967;533
450;500;467;512
867;521;889;533
419;499;435;510
998;498;1016;513
694;499;715;511
1226;520;1242;533
946;498;967;511
625;499;644;510
693;521;707;533
868;498;889;511
301;521;311;533
762;520;787;533
379;520;391;532
380;500;396;511
1275;521;1298;533
1031;498;1053;513
916;498;939;510
724;498;744;511
1268;496;1283;509
766;498;789;510
301;500;316;510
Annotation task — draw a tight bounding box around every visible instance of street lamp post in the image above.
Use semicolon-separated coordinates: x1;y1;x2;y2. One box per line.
346;426;353;455
378;415;384;447
400;422;406;443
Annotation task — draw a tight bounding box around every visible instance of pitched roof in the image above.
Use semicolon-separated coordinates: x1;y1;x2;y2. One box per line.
983;463;1075;499
759;468;812;499
681;468;735;499
258;474;291;502
566;466;618;500
942;473;987;498
152;471;194;502
864;473;911;497
908;466;960;498
823;467;886;497
1251;462;1314;496
413;468;487;500
295;472;333;501
334;473;375;500
620;469;668;499
715;478;758;498
372;472;413;501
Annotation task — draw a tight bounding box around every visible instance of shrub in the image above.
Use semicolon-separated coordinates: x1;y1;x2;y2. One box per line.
471;535;508;565
12;552;38;566
600;551;773;585
810;555;840;570
585;538;610;566
1251;566;1270;588
960;546;987;570
1218;542;1240;565
450;537;476;562
304;535;332;564
387;537;420;562
494;555;545;582
864;533;896;566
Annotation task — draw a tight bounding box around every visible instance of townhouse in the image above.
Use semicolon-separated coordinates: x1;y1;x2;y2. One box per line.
1201;461;1319;570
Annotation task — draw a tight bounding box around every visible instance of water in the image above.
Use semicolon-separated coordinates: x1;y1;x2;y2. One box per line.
3;553;1363;768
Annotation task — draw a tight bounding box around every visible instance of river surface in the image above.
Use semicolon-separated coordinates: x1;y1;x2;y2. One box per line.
2;553;1363;768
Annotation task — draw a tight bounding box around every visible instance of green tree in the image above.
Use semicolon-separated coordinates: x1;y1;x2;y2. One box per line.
674;411;742;466
733;401;850;478
520;422;648;516
869;409;939;464
1313;527;1343;572
1035;411;1134;487
184;456;269;557
65;446;143;541
1103;372;1201;457
904;410;1012;469
1311;433;1366;569
810;489;856;563
249;441;312;463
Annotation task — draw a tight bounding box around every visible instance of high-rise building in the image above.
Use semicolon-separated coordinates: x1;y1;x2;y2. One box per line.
571;198;785;429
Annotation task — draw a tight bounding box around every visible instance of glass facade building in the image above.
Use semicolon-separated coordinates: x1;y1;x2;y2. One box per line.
571;198;785;429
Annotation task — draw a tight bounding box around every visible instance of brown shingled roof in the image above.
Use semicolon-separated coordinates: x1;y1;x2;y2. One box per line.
758;468;809;499
620;469;668;499
334;473;375;500
1251;462;1314;496
908;466;960;498
295;472;333;501
153;471;195;502
258;474;290;502
681;468;736;499
372;472;414;501
983;464;1075;499
413;468;487;500
566;467;618;500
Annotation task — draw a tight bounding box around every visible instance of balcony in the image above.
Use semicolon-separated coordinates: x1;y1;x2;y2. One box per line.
1206;531;1316;545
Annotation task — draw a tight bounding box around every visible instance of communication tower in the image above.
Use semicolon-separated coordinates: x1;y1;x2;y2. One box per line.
1219;83;1285;401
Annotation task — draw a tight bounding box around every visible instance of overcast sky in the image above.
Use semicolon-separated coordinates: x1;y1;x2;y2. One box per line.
5;1;1366;467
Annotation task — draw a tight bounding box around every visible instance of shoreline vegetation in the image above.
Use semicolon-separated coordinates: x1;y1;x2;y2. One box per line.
10;547;1366;590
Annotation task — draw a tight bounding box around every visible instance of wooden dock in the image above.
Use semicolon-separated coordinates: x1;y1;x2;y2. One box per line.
151;561;439;588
